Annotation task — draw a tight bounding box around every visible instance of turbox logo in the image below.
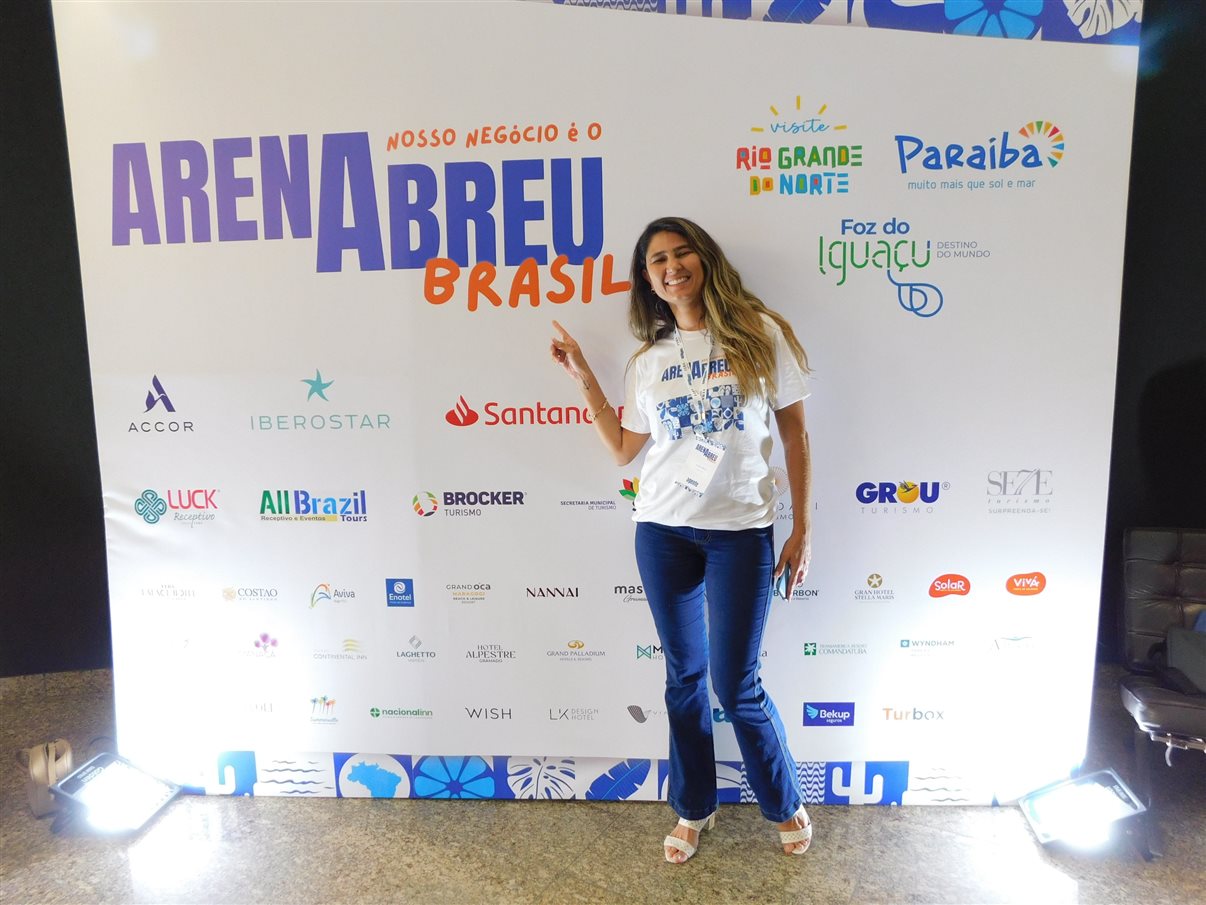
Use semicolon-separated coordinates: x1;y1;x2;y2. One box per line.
804;703;855;727
929;574;970;598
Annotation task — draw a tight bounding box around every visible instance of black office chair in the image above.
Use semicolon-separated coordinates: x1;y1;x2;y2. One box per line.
1118;527;1206;859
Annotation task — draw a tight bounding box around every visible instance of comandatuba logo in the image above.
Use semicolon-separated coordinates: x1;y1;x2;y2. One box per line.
130;375;194;434
134;488;219;525
855;480;949;514
260;488;367;522
249;370;392;433
444;394;615;428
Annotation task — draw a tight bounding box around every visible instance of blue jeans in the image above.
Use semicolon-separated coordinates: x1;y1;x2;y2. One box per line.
635;520;802;823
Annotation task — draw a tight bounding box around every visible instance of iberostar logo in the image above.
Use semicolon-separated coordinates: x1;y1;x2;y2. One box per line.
301;369;333;401
739;95;860;198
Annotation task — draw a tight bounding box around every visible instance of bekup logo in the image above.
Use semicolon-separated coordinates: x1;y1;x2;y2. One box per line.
929;574;971;598
1006;572;1046;596
804;702;855;727
445;395;479;427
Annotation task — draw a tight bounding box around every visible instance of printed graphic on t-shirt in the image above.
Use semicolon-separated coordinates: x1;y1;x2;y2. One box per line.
655;355;745;440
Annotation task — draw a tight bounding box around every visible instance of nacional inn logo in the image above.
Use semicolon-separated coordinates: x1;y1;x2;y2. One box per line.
134;488;219;525
385;578;415;607
248;370;392;432
803;702;855;727
855;480;948;514
738;95;861;198
444;394;610;428
987;468;1053;515
260;489;367;523
929;574;971;598
369;705;433;720
413;488;526;518
1006;572;1047;596
130;375;194;434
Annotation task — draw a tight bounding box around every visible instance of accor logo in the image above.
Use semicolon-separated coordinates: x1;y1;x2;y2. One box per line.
1006;572;1046;595
929;574;970;598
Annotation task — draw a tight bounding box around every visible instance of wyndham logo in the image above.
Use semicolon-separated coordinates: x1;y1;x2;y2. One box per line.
804;702;855;727
386;579;415;607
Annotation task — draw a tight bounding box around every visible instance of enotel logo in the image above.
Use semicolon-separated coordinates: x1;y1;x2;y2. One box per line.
929;574;970;598
444;395;613;428
1006;572;1046;596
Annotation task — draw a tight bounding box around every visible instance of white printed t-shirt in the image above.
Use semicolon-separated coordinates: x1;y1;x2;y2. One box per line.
621;315;808;530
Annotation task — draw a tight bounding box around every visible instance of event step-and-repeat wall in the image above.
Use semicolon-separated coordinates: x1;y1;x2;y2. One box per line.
53;0;1141;803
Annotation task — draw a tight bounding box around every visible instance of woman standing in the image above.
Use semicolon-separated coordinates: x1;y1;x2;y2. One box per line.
550;217;814;862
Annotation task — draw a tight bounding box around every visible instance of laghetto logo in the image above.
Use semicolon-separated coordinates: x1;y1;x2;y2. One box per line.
929;574;970;598
895;121;1065;174
1006;572;1046;596
444;395;612;427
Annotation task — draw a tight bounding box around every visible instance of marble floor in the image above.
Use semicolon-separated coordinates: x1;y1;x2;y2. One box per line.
2;664;1203;904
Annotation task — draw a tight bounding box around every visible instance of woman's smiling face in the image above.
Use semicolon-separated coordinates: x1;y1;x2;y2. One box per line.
643;231;703;306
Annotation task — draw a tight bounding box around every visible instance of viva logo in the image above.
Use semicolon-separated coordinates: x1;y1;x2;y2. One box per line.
1006;572;1046;596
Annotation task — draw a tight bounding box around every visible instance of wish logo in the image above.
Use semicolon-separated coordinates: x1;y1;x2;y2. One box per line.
259;489;367;523
987;469;1053;515
738;94;862;198
804;702;855;727
134;488;219;525
248;370;392;433
130;375;194;434
464;707;512;720
856;480;948;514
443;394;600;428
386;579;415;607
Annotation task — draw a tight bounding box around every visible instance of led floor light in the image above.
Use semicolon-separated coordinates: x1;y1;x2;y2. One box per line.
1018;769;1146;850
51;752;180;834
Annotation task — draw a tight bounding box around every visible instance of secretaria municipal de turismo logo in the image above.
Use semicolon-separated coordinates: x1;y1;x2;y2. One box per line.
134;488;219;525
131;375;194;433
249;370;392;432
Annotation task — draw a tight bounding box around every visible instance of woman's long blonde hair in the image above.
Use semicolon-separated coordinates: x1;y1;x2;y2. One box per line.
628;216;810;398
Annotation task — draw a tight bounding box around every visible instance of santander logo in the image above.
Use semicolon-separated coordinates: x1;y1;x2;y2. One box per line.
929;574;970;598
445;396;480;427
1006;572;1046;595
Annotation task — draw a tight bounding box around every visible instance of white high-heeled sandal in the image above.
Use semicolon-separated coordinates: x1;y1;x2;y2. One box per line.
663;811;717;863
778;805;812;855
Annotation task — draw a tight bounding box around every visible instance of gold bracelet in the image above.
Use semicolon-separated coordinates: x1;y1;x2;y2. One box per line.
589;398;611;419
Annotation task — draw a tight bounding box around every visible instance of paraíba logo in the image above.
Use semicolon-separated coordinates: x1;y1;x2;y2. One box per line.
526;586;579;599
131;375;194;434
737;95;861;197
249;370;392;433
414;488;526;518
1006;572;1047;596
856;480;949;514
929;574;971;598
894;121;1065;175
443;395;612;427
134;488;219;525
803;702;855;727
259;489;367;523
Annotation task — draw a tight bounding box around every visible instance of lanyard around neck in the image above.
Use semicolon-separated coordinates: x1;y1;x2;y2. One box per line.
674;325;716;433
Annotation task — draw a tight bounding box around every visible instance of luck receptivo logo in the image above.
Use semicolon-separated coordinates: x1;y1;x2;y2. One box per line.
134;488;219;525
803;702;855;727
929;574;971;598
130;375;194;434
1006;572;1046;596
444;395;613;427
260;489;368;523
249;370;392;433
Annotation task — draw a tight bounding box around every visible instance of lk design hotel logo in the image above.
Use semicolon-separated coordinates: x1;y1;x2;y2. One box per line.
249;370;392;432
130;375;194;434
737;95;861;198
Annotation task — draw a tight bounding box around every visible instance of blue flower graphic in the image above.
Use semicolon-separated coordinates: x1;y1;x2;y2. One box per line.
946;0;1041;39
412;755;495;799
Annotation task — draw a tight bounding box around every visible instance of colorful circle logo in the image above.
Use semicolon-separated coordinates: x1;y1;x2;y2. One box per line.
412;492;438;517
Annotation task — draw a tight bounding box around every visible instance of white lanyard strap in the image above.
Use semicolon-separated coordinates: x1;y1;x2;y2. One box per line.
674;326;716;435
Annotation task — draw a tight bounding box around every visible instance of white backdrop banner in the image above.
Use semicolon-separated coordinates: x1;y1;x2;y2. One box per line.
53;0;1139;804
